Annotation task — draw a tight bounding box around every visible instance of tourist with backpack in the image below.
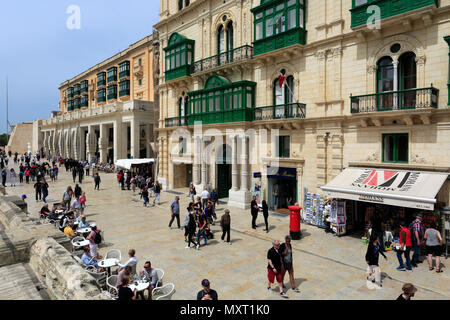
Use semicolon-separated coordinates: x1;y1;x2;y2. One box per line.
87;223;101;258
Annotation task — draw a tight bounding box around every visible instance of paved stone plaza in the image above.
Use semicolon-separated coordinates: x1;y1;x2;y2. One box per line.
4;166;450;300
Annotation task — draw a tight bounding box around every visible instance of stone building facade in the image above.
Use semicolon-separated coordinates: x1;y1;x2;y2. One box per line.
38;34;160;163
155;0;450;210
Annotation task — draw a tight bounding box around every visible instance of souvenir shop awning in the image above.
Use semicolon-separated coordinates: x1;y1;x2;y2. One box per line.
115;159;155;170
320;167;448;210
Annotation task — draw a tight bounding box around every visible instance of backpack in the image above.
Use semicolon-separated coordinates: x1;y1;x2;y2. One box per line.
94;231;102;245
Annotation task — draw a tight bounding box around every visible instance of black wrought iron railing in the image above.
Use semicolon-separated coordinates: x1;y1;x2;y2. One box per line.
193;45;253;74
254;102;306;121
165;116;189;128
350;86;439;114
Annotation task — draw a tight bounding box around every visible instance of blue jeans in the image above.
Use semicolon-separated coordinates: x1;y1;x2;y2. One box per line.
154;193;160;205
197;229;207;246
42;191;48;203
411;235;420;264
396;247;412;269
143;196;149;206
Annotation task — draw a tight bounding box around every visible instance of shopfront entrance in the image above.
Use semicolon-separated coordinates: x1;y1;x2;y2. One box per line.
267;166;297;211
217;144;232;199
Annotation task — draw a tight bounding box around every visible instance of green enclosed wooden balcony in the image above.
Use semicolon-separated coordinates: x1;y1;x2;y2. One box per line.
254;102;306;120
252;0;307;56
351;0;439;29
188;108;254;126
350;86;439;113
193;45;253;74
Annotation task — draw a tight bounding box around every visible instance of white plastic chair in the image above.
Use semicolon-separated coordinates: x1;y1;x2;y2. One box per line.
152;283;174;300
86;266;107;288
105;249;121;261
106;275;118;296
71;236;85;252
153;268;164;288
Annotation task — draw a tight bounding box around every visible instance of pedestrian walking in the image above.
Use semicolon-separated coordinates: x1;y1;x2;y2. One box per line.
188;183;196;201
169;196;181;229
78;166;84;184
18;168;24;184
424;222;443;273
267;240;288;298
41;179;49;203
396;221;412;271
409;214;423;267
34;179;42;202
25;169;30;184
74;184;82;198
185;208;198;249
1;168;7;187
94;173;101;190
153;181;161;205
365;234;387;289
196;211;208;249
72;167;77;183
63;186;72;210
280;235;300;292
251;196;259;229
9;169;16;187
262;200;269;233
220;209;231;244
396;283;417;300
142;186;149;207
201;187;210;210
85;163;90;176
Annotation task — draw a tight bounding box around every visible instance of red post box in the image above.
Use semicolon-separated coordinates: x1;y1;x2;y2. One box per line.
288;205;302;240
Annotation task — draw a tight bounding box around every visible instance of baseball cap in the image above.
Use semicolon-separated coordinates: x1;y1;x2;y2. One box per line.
21;194;27;199
201;279;210;287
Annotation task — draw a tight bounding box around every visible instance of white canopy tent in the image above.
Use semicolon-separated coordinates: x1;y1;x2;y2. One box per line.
115;158;155;170
321;167;448;211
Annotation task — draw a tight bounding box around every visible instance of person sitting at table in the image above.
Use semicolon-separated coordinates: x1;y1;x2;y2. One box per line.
64;222;76;238
71;196;82;217
59;211;74;232
40;204;50;218
116;249;138;276
116;266;132;289
78;215;89;229
48;205;59;220
137;261;159;300
81;246;104;271
118;276;137;301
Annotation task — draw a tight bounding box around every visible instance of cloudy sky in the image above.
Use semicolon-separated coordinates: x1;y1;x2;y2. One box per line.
0;0;160;134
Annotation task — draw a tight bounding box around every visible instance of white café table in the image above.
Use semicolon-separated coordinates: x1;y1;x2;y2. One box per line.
73;239;90;247
98;258;120;276
77;227;92;234
128;280;149;292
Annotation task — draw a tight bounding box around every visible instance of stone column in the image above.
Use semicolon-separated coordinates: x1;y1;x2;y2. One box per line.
201;138;207;188
98;123;108;164
43;131;48;156
393;60;399;110
130;119;140;159
193;137;201;185
231;135;239;191
65;130;71;159
145;124;151;158
113;119;123;163
240;135;249;192
73;128;80;160
79;128;86;161
86;125;97;163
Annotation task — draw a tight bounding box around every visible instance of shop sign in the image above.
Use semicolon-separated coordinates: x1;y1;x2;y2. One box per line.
253;172;261;178
267;166;297;180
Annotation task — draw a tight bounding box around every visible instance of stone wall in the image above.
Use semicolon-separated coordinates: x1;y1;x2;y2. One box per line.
0;195;110;300
6;122;34;154
29;238;109;300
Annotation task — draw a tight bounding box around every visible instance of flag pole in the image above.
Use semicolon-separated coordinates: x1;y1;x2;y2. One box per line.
6;75;8;136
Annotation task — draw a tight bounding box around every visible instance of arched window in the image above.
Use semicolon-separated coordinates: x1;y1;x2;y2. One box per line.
226;21;234;52
273;72;295;105
377;57;394;110
399;52;416;108
218;25;225;54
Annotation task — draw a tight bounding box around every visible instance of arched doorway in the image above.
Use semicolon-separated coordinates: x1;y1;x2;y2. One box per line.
216;144;232;199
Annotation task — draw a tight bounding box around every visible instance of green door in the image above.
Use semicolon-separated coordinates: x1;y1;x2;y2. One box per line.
217;164;231;199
